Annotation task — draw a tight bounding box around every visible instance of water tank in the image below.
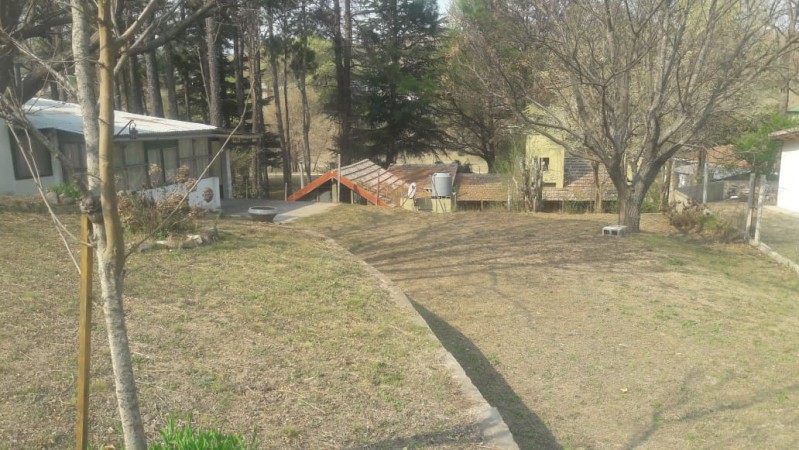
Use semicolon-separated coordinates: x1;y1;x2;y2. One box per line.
431;172;453;198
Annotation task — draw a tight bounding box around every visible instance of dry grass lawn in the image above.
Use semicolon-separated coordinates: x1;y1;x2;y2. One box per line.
301;205;799;449
0;201;485;448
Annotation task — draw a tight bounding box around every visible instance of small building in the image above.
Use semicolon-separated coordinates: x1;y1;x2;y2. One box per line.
769;127;799;213
1;98;243;208
526;134;617;211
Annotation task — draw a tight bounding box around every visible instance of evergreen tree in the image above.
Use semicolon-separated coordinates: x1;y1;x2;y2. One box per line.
355;0;442;165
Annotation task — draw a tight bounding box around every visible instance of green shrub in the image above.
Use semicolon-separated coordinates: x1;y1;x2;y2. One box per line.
149;416;257;450
48;182;82;199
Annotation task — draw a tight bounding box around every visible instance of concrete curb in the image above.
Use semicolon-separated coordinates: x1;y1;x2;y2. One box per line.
752;241;799;276
299;229;519;450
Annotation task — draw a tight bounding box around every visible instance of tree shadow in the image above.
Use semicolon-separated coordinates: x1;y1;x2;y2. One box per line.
346;425;485;449
409;298;562;450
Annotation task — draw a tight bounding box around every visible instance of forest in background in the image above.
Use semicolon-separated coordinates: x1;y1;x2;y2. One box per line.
3;0;799;218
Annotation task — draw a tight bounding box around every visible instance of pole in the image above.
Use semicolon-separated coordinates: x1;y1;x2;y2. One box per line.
76;213;94;450
702;148;709;204
337;154;341;203
745;173;756;239
753;174;767;245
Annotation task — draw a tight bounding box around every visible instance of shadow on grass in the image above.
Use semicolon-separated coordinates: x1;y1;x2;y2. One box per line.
409;298;562;450
347;425;485;449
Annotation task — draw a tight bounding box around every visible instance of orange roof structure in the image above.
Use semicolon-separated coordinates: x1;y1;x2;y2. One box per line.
287;159;407;206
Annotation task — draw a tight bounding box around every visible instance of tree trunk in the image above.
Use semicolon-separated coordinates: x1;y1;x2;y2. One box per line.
248;7;269;198
267;8;291;195
181;67;191;120
333;0;353;164
298;0;312;179
234;30;246;117
282;24;292;177
206;14;222;127
591;160;603;213
71;0;147;448
618;185;645;232
144;50;164;117
660;159;673;211
126;54;145;114
163;43;179;119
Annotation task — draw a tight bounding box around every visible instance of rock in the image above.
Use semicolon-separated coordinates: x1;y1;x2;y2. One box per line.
45;191;59;205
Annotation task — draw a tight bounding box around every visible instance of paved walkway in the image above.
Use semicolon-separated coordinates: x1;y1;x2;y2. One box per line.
220;199;338;223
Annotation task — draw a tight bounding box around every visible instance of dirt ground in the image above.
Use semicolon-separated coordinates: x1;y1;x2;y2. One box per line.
302;206;799;449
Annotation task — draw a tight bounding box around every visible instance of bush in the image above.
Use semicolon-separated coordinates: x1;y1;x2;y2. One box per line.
117;191;205;239
48;182;82;200
149;417;257;450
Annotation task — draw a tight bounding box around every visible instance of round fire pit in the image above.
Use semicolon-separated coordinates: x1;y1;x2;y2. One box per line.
248;206;278;223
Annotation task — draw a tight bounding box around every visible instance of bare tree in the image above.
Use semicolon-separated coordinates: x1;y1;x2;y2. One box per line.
481;0;797;231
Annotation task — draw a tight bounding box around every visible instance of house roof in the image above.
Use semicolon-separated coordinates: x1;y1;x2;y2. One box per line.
287;159;407;206
23;98;222;139
387;163;458;199
454;173;510;202
543;155;617;201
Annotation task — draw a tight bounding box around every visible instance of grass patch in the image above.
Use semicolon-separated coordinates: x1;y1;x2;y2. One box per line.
0;204;482;448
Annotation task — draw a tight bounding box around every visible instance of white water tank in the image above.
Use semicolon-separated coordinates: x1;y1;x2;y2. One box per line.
431;172;453;198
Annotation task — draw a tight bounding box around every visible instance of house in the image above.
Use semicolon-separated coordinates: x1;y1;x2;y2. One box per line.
769;127;799;213
1;98;245;209
526;134;617;211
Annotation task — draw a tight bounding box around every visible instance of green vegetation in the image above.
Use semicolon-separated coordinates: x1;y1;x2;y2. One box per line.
149;417;256;450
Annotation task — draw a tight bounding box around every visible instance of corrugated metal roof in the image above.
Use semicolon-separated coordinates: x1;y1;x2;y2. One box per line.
387;163;457;199
454;173;510;202
23;98;219;137
337;159;407;206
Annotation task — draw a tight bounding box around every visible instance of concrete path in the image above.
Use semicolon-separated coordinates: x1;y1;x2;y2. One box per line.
220;199;338;223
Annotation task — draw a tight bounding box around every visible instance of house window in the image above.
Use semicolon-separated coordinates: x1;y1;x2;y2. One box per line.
542;157;550;171
145;141;179;185
178;139;210;179
62;141;88;185
10;129;53;180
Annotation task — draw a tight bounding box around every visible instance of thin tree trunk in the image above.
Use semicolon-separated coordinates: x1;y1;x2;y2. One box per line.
144;50;164;117
267;8;291;195
298;0;312;180
181;67;191;120
206;14;222;127
281;15;292;174
249;6;268;198
660;159;673;211
234;29;246;116
72;0;146;448
163;43;179;119
592;160;603;213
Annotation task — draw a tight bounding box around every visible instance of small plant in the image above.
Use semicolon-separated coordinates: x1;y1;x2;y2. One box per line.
149;416;258;450
48;182;82;200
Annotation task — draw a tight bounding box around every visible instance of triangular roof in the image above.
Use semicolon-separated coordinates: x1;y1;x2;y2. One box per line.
288;159;407;206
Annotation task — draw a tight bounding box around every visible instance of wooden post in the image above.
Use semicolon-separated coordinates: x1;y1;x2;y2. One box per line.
702;148;709;204
337;154;341;203
753;174;767;245
745;173;756;240
76;213;94;450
